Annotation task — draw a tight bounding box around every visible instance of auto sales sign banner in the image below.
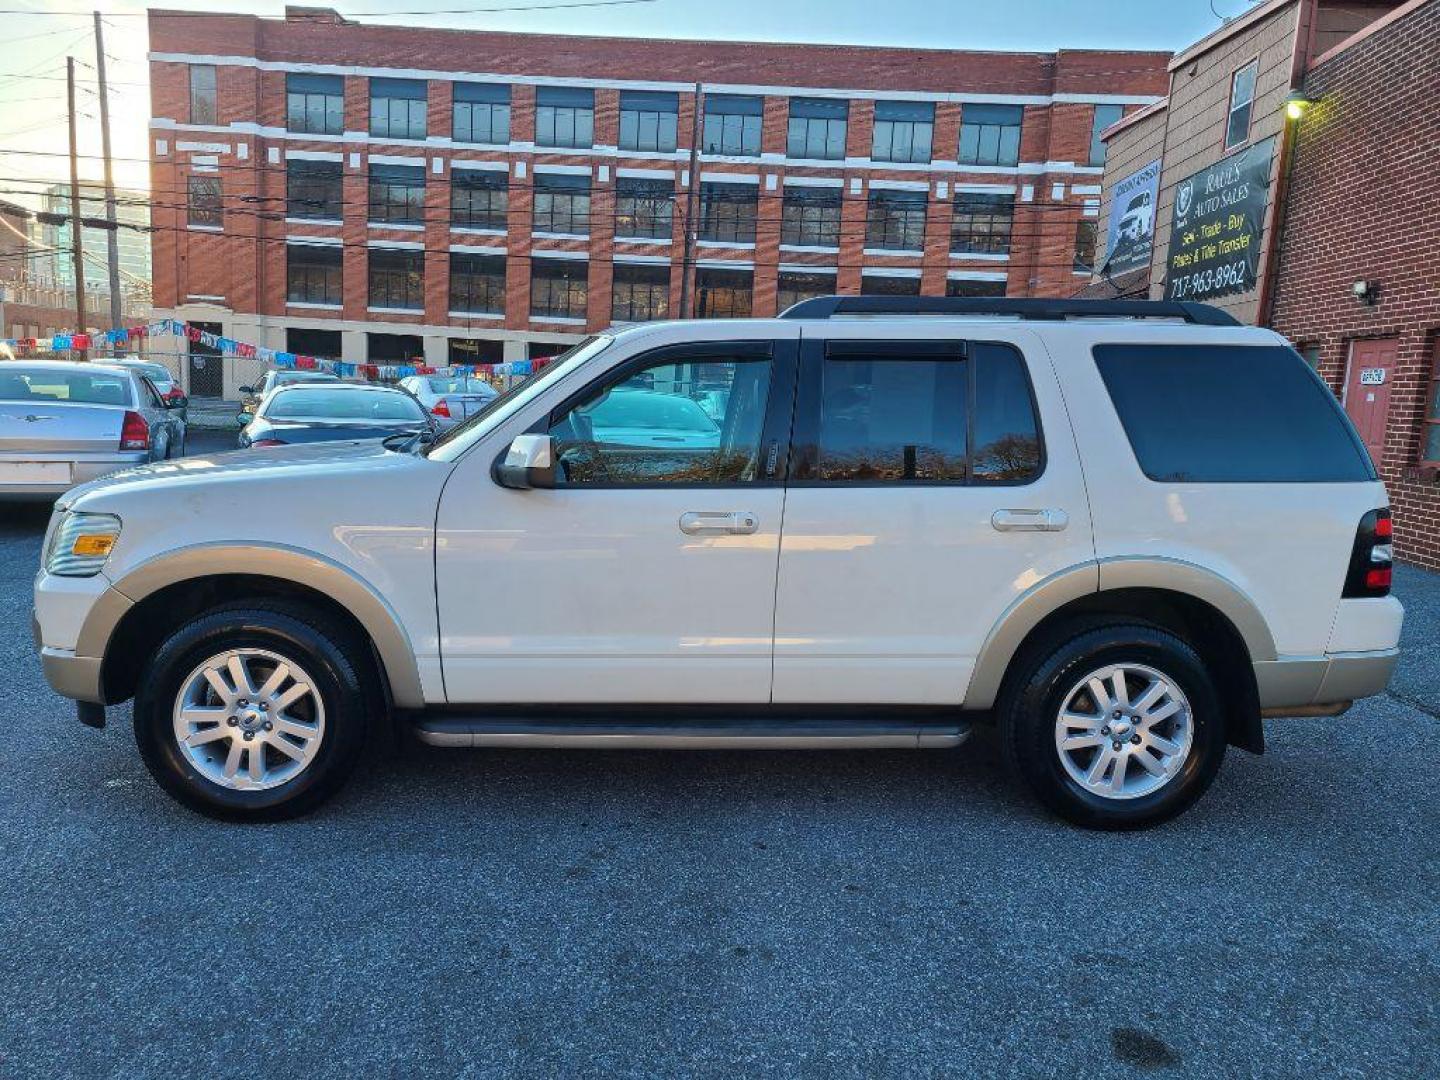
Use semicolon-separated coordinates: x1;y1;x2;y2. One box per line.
1164;135;1276;302
1104;158;1161;275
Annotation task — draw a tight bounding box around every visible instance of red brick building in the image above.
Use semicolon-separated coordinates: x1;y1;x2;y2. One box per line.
1269;0;1440;569
147;5;1168;395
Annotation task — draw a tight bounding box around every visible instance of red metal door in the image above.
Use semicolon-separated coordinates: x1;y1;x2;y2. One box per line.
1344;338;1397;467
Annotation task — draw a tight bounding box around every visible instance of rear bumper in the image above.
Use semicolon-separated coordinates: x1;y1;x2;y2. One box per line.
0;453;147;498
1253;648;1399;714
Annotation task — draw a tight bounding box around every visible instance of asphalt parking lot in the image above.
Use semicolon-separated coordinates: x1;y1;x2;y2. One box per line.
1;433;1437;1078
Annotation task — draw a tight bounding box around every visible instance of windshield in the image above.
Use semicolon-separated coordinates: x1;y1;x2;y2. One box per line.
264;388;426;421
425;337;611;458
426;376;496;395
0;368;133;407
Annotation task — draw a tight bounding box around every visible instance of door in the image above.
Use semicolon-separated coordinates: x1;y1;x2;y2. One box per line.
187;321;224;398
771;331;1093;705
435;336;798;704
1344;338;1397;468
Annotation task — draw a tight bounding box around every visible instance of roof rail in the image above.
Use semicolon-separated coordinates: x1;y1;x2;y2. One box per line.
777;296;1242;326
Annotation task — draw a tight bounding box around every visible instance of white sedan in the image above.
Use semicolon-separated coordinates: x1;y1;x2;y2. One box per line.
398;375;498;429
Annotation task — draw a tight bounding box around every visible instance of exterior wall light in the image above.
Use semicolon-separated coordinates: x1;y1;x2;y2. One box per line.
1285;90;1317;121
1353;280;1379;305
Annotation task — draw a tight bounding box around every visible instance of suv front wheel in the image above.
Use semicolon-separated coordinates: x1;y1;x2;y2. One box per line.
133;602;376;821
1000;622;1226;829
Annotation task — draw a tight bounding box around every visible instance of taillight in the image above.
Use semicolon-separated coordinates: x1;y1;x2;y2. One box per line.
249;438;285;448
431;398;451;418
1343;508;1393;598
119;410;149;451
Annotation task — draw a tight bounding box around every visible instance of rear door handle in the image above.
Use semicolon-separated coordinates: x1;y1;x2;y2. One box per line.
991;508;1069;533
680;511;758;536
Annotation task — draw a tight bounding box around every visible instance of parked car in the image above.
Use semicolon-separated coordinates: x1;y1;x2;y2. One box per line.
110;358;188;420
1;360;186;499
33;298;1403;828
238;382;435;448
237;369;339;420
398;374;498;430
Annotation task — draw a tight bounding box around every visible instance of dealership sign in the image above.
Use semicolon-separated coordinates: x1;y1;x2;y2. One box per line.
1104;158;1161;276
1165;136;1276;302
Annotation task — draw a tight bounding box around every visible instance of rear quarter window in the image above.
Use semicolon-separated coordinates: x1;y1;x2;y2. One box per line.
1094;343;1374;483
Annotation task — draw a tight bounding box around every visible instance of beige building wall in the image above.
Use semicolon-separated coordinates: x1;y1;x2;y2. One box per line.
1146;1;1302;324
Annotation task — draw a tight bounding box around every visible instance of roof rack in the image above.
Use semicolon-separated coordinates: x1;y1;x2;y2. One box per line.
777;296;1241;327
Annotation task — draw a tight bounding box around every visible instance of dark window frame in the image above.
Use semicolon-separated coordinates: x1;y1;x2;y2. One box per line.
780;186;842;248
776;271;837;313
614;177;674;240
788;338;1046;488
1225;58;1259;151
702;94;764;157
368;164;427;225
535;87;595;150
367;248;425;310
189;64;217;125
369;78;428;141
695;267;753;318
951;191;1015;255
1424;348;1440;466
1089;104;1125;166
619;90;679;153
871;100;934;164
286;73;344;136
946;278;1008;298
186;174;222;228
449;252;506;316
532;172;591;236
530;258;589;320
286;158;343;221
450;168;508;230
866;189;928;251
959;104;1023;167
1073;218;1098;273
610;263;671;322
699;182;758;244
452;82;511;145
786;97;849;160
286;243;343;306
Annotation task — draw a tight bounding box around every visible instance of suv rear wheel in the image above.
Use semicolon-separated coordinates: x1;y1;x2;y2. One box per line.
1000;622;1226;829
133;602;376;821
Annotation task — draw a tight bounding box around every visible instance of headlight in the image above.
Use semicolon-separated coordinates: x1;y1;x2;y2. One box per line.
45;512;122;577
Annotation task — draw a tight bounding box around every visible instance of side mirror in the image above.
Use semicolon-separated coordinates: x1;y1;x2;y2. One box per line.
238;385;255;395
166;394;188;410
493;433;557;490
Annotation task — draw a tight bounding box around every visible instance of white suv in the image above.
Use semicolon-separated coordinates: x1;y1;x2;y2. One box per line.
32;298;1404;828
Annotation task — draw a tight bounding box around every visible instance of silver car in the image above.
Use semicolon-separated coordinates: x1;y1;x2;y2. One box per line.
0;360;187;499
398;374;498;430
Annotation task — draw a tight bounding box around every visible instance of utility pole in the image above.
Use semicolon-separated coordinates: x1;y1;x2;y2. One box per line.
94;10;122;350
678;81;703;319
66;55;88;360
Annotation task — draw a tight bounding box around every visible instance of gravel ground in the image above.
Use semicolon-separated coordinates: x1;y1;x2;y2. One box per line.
1;442;1436;1078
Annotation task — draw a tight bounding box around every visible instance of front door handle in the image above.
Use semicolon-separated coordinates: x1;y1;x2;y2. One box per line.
679;511;758;536
991;508;1069;533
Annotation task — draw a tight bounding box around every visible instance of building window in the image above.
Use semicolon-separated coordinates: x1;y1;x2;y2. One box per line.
866;189;927;251
1074;219;1098;272
1090;104;1124;166
872;101;934;164
286;159;343;220
946;277;1007;297
959;104;1023;166
699;182;758;244
535;87;594;149
369;77;427;140
368;164;426;225
861;274;921;296
286;244;343;306
695;268;752;318
450;338;504;365
776;271;836;312
781;186;842;247
703;94;763;157
368;248;424;310
1425;353;1440;464
452;82;510;144
368;332;424;363
189;64;217;125
286;73;343;135
187;175;222;228
611;263;670;322
614;177;674;240
531;258;589;319
449;253;506;315
620;90;679;153
951;192;1014;254
787;97;848;160
533;172;591;235
287;328;342;360
1225;59;1259;149
451;169;508;230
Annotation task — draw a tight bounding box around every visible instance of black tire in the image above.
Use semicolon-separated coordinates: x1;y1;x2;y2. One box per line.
133;601;380;821
998;620;1226;830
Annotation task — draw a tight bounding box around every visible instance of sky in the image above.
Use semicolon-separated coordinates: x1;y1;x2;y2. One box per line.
0;0;1249;203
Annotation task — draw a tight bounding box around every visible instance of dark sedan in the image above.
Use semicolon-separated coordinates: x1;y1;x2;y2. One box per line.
238;383;435;448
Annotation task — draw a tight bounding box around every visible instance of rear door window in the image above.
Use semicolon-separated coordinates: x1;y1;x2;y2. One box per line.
1094;343;1375;482
798;340;1042;484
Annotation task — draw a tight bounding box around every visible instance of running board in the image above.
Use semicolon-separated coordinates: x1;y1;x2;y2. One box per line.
409;713;973;750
